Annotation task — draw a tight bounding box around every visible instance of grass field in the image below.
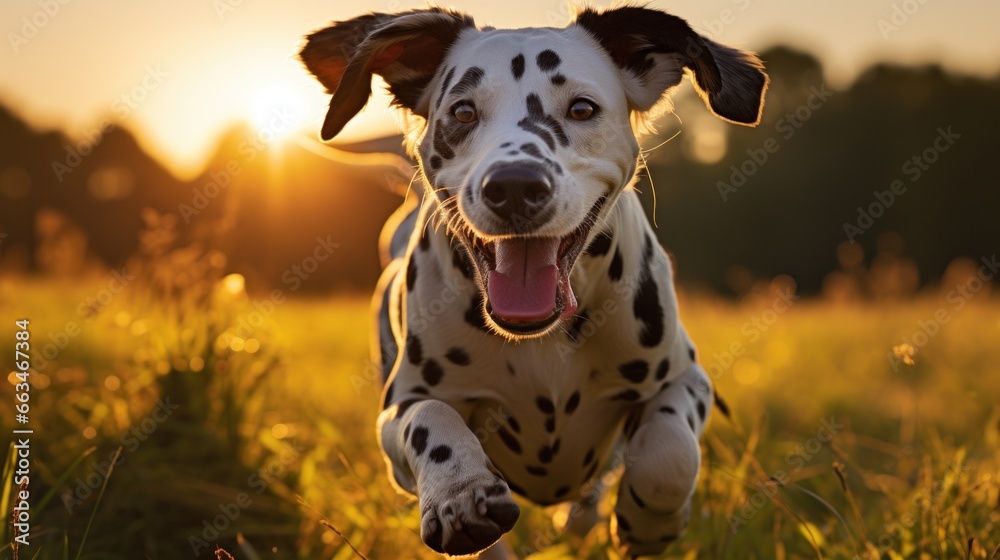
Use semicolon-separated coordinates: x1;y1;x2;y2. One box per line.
1;263;999;559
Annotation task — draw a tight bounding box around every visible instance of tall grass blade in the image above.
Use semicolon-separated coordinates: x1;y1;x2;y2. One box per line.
73;446;122;560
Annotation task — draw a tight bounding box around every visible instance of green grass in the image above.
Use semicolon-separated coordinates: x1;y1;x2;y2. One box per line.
1;270;999;559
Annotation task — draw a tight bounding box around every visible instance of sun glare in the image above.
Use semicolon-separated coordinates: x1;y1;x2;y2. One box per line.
249;85;306;141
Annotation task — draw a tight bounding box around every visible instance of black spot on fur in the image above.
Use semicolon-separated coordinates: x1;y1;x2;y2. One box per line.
406;259;418;291
609;248;623;280
585;231;612;256
564;391;581;414
430;155;442;169
619;360;649;383
435;66;456;109
538;445;553;464
697;400;706;421
583;447;595;465
406;335;423;365
518;118;555;150
421;359;444;386
551;73;566;85
507;150;518;156
395;398;422;417
633;237;664;347
486;482;507;496
412;386;429;395
566;311;589;343
660;405;676;414
518;142;563;174
523;94;568;147
555;485;570;498
411;426;429;455
419;227;431;251
449;66;485;98
612;389;641;402
464;292;489;332
498;426;522;454
511;54;525;80
526;465;548;476
445;347;470;366
687;414;696;432
545;416;556;432
629;485;647;509
536;396;555;414
616;513;632;532
552;438;561;454
429;444;453;463
403;423;411;441
433;120;456;160
685;385;697;398
508;416;521;433
500;141;512;148
689;347;697;361
585;462;599;481
655;358;670;381
536;50;561;71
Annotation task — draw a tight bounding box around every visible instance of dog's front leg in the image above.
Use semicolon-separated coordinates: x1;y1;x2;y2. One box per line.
611;363;712;557
378;398;520;556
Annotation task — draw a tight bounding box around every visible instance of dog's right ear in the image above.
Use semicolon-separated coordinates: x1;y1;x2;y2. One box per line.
300;9;475;141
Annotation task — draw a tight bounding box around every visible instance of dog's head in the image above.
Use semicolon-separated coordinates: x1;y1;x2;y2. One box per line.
301;6;767;338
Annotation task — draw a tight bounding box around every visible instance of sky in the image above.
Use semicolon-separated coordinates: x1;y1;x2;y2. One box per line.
1;0;998;179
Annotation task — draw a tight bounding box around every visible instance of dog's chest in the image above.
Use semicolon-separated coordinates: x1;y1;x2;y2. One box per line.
419;330;668;504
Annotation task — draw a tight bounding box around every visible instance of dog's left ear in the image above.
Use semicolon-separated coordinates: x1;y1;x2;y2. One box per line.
300;9;475;141
576;6;768;126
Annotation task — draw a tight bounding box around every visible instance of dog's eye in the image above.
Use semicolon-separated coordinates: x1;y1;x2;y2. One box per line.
568;99;597;121
453;103;478;123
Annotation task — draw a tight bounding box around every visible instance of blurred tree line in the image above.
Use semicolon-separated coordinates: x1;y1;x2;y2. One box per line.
1;46;997;297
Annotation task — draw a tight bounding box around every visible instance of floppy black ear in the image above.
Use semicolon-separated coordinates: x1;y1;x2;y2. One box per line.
300;8;475;141
575;6;768;126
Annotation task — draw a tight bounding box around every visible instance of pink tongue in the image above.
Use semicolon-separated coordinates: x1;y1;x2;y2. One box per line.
487;238;563;322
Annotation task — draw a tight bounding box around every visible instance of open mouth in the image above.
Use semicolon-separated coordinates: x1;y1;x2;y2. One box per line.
457;197;606;336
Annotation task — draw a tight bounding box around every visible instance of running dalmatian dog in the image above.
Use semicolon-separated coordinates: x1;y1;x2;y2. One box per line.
300;5;766;558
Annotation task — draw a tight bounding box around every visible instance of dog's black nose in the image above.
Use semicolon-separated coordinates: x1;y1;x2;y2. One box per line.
481;166;553;224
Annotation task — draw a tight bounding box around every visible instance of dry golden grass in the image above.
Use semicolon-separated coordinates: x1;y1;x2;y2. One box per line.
1;269;999;559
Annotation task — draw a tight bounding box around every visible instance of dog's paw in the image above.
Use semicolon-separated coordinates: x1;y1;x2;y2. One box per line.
611;499;690;559
419;475;520;556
